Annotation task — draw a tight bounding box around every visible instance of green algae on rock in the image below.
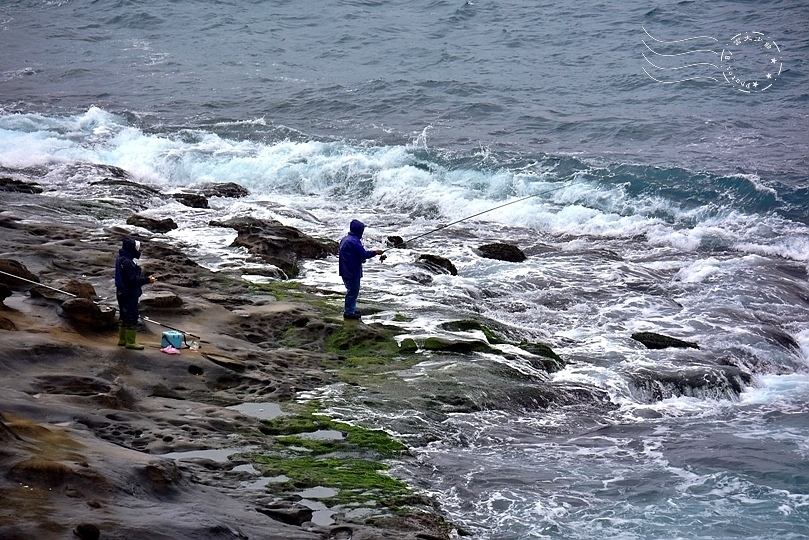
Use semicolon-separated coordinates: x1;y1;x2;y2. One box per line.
249;402;413;507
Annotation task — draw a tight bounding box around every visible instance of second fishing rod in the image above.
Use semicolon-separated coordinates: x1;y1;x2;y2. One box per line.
379;184;568;259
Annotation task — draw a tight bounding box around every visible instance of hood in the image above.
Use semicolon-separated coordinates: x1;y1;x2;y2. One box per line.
349;219;366;238
120;237;141;259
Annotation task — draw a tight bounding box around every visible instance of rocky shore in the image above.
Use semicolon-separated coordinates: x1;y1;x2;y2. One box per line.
2;163;768;540
0;169;456;540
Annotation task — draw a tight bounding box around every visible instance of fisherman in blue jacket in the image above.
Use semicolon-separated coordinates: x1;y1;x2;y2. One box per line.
339;219;382;319
115;237;156;349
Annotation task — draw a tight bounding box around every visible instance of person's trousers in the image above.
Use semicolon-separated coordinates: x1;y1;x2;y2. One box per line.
117;290;140;326
342;277;361;315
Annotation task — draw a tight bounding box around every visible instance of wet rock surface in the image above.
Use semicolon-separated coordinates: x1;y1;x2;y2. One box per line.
0;176;44;194
624;363;752;401
0;183;452;540
211;216;338;278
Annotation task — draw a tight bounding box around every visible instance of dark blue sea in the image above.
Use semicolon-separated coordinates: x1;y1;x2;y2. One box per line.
2;1;809;538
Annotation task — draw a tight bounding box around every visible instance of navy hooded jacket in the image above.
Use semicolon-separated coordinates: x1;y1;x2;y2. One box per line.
115;238;150;297
338;220;378;280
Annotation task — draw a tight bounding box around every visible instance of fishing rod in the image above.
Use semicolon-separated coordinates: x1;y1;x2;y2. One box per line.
141;316;202;340
0;269;117;310
1;268;202;341
0;269;78;297
380;189;558;256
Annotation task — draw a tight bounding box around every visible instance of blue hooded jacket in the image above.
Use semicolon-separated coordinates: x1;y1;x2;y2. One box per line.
115;238;150;297
338;220;378;280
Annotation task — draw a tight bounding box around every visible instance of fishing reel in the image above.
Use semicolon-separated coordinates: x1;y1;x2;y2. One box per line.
380;236;406;263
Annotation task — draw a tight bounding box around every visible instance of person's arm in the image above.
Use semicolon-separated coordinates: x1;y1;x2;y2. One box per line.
363;248;382;260
360;243;384;260
121;259;151;288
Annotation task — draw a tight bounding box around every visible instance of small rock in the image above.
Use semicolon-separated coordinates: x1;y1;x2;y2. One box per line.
328;526;353;539
172;192;209;208
29;285;71;302
405;272;434;285
31;278;96;301
256;502;313;526
417;254;457;276
60;278;97;298
126;214;179;233
631;331;699;350
386;236;405;247
59;298;118;329
139;290;184;309
522;347;565;373
0;259;39;287
199;182;250;198
761;328;800;351
476;243;527;262
64;485;85;498
87;164;133;181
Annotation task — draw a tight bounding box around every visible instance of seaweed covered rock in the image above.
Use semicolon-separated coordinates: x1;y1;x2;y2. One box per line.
325;321;404;358
439;319;505;344
437;319;565;371
519;341;565;372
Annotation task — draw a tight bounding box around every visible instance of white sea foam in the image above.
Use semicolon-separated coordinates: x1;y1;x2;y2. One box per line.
4;108;807;271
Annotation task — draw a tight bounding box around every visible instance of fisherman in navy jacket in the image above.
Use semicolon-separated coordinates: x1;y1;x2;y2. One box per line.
115;237;156;349
338;219;382;319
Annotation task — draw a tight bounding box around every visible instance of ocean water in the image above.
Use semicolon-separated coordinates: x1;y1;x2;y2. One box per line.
2;1;809;538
